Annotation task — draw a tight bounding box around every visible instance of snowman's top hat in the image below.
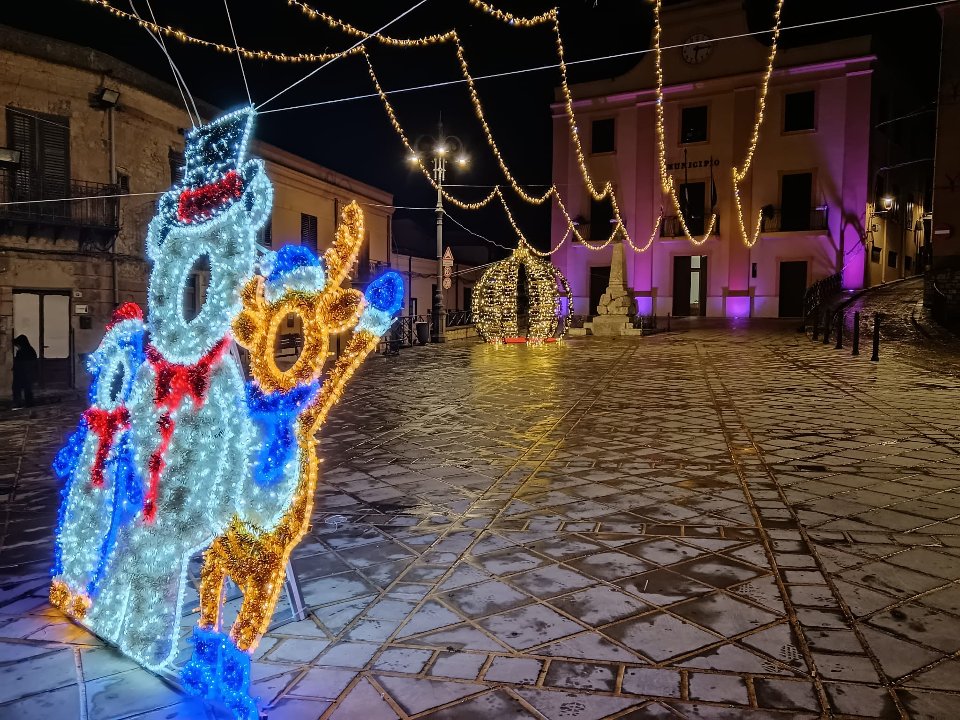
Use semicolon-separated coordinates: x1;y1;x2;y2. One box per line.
163;106;262;226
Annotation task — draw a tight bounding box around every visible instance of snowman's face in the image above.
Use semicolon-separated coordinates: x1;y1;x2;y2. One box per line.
145;167;271;364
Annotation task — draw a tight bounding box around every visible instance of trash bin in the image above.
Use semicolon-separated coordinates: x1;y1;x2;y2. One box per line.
415;321;430;345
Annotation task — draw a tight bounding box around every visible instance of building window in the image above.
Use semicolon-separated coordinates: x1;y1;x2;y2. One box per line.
591;118;615;154
6;106;70;201
300;212;318;252
680;105;708;144
871;247;881;263
888;250;898;268
169;148;185;185
590;198;615;240
783;90;816;132
780;172;813;231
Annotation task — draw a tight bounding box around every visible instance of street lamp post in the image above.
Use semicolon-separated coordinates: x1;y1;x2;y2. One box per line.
409;120;468;343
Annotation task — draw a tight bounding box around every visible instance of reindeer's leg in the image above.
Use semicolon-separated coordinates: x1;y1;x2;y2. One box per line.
230;549;285;652
198;536;229;631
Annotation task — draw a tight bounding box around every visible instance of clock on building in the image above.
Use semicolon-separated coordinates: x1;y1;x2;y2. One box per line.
681;33;714;64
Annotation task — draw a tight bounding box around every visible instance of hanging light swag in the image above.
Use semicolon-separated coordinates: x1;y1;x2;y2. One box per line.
473;244;572;344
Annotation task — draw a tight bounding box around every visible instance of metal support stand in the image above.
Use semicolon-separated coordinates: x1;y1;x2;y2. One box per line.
822;310;831;345
834;313;843;349
812;313;820;340
871;313;881;362
852;311;860;356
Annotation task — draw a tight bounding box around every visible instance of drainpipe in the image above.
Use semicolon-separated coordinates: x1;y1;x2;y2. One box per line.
108;105;119;307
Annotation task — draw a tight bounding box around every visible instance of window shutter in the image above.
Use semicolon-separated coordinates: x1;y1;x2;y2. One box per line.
169;148;185;186
300;213;318;252
37;116;69;202
7;108;37;199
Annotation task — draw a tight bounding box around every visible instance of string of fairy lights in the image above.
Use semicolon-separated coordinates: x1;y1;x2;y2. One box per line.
75;0;935;258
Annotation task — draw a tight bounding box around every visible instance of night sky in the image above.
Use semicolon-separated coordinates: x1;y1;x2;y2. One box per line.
1;0;942;256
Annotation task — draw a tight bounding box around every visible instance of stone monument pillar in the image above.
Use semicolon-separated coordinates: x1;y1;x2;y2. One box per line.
590;240;636;336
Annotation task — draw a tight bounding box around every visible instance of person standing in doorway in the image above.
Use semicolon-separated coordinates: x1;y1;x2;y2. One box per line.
12;334;38;408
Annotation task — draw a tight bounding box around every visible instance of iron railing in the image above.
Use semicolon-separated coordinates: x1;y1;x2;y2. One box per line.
445;310;474;327
0;176;120;231
660;214;720;238
802;272;842;330
761;206;828;233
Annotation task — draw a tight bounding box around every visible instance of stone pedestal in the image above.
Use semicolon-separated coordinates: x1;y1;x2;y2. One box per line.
591;240;636;336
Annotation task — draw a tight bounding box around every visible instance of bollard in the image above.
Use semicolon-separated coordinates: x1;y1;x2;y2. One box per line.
852;311;860;356
822;310;831;344
667;313;671;331
812;312;820;341
871;313;880;362
834;312;843;349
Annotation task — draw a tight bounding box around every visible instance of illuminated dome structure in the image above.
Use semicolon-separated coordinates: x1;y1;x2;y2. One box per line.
473;244;573;344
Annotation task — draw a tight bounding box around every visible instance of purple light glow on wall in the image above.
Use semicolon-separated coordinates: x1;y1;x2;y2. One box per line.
635;297;653;315
726;296;751;318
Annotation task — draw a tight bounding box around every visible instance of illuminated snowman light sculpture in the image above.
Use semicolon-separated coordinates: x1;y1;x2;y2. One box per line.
50;107;403;719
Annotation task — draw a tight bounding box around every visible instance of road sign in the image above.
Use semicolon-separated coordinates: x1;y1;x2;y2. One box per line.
442;277;452;290
442;247;454;267
443;265;452;278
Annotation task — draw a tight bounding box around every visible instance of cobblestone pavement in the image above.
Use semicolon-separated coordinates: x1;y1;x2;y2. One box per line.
3;319;960;720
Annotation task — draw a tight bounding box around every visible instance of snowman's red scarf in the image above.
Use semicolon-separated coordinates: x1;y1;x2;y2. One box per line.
143;338;230;522
82;407;130;489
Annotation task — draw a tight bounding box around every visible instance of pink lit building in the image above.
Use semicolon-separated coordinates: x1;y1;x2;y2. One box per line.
550;1;916;319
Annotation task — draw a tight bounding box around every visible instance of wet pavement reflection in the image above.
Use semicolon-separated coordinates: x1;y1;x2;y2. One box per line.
2;314;960;719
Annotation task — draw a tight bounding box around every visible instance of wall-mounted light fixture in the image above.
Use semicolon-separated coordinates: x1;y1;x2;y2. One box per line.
881;195;894;211
92;87;121;108
0;147;22;170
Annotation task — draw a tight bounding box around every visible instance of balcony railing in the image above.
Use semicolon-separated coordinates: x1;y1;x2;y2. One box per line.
660;214;720;238
0;176;120;232
760;206;829;233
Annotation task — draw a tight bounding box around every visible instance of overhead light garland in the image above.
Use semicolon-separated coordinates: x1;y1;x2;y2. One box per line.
652;0;717;246
730;0;785;248
81;0;360;63
49;108;402;720
473;243;573;343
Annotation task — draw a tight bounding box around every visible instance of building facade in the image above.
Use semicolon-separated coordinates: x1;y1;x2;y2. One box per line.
0;26;393;396
550;1;923;319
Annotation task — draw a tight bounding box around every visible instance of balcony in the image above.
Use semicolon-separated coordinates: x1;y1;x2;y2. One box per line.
0;176;120;234
660;214;720;238
760;206;829;233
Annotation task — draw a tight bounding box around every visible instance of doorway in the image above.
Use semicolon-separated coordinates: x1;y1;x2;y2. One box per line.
778;261;808;317
589;266;610;315
672;256;707;317
13;289;71;387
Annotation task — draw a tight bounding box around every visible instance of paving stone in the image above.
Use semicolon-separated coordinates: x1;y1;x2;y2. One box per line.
374;675;485;716
688;672;749;705
753;678;821;712
287;667;357;700
620;666;682;698
549;585;650;626
484;656;542;684
824;682;900;718
478;604;583;651
506;564;595;599
418;689;539;719
544;660;617;691
607;612;720;662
